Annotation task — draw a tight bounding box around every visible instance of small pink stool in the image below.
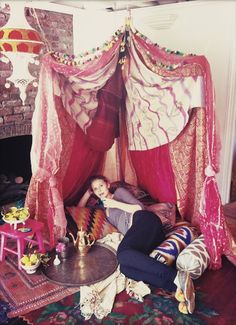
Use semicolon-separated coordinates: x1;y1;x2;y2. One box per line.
0;219;45;269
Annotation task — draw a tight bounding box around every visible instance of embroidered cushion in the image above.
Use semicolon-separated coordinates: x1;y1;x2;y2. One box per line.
66;206;117;240
176;234;210;279
150;224;198;266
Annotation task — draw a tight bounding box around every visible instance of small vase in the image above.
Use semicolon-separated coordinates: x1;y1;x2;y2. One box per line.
59;249;69;259
53;254;61;265
57;237;70;259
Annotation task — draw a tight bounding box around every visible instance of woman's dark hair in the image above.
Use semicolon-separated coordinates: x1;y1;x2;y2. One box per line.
88;175;109;192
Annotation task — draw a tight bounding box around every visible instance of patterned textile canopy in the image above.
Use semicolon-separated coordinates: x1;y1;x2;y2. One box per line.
25;24;236;269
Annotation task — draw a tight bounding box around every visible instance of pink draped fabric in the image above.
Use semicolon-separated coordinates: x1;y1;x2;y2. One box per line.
63;64;125;204
62;125;105;205
86;65;124;151
131;32;228;269
130;145;177;203
197;57;228;269
25;25;235;269
124;38;204;150
26;33;123;246
25;77;76;246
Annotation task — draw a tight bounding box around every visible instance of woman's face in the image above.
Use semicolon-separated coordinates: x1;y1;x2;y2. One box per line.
91;179;110;199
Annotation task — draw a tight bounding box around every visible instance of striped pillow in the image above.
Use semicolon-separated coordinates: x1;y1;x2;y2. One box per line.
150;225;198;266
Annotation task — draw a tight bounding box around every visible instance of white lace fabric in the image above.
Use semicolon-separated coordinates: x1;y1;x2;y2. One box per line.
79;233;151;320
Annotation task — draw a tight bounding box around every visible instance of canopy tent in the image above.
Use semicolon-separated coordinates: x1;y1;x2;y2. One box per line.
25;23;236;270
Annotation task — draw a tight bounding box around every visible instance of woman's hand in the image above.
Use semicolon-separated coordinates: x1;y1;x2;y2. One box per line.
101;198;117;209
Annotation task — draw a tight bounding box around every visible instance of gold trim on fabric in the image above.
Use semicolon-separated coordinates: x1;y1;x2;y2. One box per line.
134;41;204;78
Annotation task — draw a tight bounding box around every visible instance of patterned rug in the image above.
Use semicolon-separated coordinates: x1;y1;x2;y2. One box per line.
20;287;220;325
2;252;235;324
0;256;79;318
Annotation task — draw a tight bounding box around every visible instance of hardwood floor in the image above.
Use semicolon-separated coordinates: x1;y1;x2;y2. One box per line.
194;201;236;324
195;256;236;324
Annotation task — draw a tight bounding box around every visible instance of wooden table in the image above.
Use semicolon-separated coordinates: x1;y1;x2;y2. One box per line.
41;243;118;286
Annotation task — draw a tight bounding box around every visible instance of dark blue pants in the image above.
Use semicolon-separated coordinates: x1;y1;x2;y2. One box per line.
117;210;177;292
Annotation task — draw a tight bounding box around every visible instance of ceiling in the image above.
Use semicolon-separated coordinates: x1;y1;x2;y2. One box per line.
50;0;193;12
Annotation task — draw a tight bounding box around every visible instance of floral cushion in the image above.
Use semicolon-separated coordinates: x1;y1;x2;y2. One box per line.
66;206;117;240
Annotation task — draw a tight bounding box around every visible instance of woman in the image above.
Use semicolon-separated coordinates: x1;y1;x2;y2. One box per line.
86;175;195;314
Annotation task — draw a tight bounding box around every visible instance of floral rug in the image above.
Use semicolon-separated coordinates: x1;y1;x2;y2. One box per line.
21;287;221;325
2;247;234;324
0;255;79;318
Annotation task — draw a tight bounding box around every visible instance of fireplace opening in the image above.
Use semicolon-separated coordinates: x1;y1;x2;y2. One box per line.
0;135;32;207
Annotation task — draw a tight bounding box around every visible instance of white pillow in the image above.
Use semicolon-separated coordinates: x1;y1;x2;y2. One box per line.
176;234;210;279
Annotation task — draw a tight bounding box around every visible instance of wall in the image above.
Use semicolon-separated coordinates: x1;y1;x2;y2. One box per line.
0;4;73;140
231;138;236;201
74;1;236;203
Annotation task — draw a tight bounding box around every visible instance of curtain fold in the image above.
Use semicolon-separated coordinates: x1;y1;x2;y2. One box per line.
127;30;228;269
129;145;177;203
25;24;235;268
86;64;124;151
26;31;124;245
62;124;105;205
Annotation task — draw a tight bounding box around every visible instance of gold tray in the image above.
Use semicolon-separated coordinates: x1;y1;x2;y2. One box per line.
41;243;118;286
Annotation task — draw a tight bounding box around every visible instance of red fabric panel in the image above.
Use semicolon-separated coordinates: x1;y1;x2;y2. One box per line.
86;65;124;152
199;176;228;269
62;125;105;205
130;145;177;204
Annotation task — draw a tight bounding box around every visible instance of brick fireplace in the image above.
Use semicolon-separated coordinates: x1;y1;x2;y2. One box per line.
0;5;73;206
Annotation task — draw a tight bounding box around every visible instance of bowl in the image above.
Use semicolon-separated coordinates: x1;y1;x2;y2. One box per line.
20;260;40;274
2;207;30;230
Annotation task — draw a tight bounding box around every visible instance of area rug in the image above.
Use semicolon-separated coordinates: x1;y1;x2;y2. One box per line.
0;255;79;318
20;287;220;325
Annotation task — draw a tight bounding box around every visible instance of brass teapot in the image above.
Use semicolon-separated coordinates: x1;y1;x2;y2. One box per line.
69;228;95;256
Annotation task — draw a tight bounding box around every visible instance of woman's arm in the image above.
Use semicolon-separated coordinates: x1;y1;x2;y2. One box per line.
102;197;142;214
77;190;91;207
